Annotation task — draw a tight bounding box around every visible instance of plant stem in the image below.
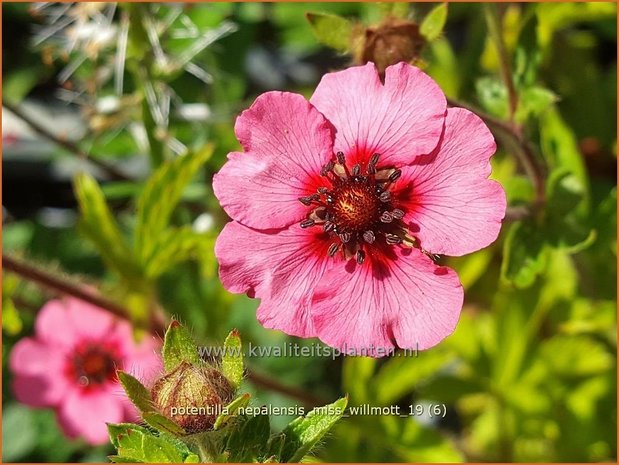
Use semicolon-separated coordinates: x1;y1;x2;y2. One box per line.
2;254;165;334
3;100;130;181
484;4;518;124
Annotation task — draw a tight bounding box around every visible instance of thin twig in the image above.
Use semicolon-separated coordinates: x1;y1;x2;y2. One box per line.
3;100;130;181
484;4;518;123
2;254;165;334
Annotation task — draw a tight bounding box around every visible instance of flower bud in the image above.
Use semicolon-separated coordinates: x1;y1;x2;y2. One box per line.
151;360;235;434
354;18;425;74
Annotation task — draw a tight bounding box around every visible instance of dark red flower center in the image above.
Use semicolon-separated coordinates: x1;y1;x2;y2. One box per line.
69;342;121;388
299;152;416;264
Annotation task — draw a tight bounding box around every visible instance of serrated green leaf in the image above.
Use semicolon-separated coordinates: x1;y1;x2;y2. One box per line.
162;320;201;371
143;226;215;280
214;393;251;430
108;423;152;448
306;12;354;52
280;397;348;462
141;433;186;463
134;144;214;264
221;329;243;389
226;414;271;462
420;3;448;42
74;173;141;281
118;372;153;414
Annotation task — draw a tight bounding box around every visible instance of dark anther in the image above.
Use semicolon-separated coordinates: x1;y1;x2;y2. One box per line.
352;164;361;176
379;191;391;202
367;163;376;175
339;232;352;243
298;196;313;206
323;221;335;233
317;186;329;194
370;153;380;166
314;207;328;220
300;219;315;228
320;161;334;176
380;211;393;223
328;243;339;257
363;230;376;244
385;234;403;245
356;250;365;264
391;209;404;219
336;151;346;165
389;169;402;182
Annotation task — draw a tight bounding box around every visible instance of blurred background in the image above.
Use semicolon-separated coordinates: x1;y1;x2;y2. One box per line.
2;2;617;462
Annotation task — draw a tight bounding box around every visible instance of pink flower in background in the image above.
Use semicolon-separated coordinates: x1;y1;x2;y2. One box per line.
214;62;506;356
9;297;162;444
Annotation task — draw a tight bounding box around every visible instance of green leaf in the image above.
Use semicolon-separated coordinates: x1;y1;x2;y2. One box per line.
143;226;215;280
74;173;140;281
134;144;214;264
515;86;557;122
108;423;152;448
213;393;251;430
541;335;613;378
305;12;354;52
221;329;244;389
420;3;448;42
475;76;509;119
162;320;201;371
501;220;548;288
108;423;191;463
280;397;348;462
118;372;153;414
226;414;271;462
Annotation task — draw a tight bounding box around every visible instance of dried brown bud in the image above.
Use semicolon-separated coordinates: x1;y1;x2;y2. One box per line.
354;18;426;75
151;361;235;434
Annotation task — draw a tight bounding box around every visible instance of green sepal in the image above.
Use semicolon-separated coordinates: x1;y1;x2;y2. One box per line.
221;329;244;389
213;393;251;431
117;372;152;414
162;320;202;371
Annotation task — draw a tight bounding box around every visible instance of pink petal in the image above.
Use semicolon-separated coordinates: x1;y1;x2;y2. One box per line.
393;107;506;256
214;91;334;229
311;247;463;355
10;338;69;407
216;221;332;337
310;62;446;168
57;388;124;445
36;298;115;346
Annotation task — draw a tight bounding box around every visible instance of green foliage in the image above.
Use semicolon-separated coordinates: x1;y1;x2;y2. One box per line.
279;397;348;462
420;3;448;42
305;12;354;53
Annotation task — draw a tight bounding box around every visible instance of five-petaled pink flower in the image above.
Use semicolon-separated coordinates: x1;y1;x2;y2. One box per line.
9;297;162;444
214;62;506;356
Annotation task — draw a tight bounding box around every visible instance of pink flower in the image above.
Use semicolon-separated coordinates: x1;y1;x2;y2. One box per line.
214;62;506;356
9;297;162;444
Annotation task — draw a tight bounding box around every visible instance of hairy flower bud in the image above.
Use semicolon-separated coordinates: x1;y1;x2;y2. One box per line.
355;18;425;74
151;361;235;434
